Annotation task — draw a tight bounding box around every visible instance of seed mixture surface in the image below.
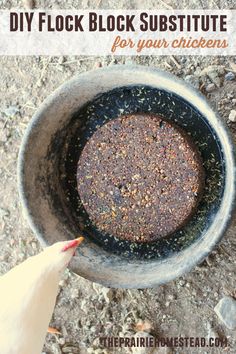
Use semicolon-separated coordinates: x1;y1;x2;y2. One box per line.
77;114;204;242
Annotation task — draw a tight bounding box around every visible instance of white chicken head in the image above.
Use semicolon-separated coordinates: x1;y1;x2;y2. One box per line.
41;237;84;273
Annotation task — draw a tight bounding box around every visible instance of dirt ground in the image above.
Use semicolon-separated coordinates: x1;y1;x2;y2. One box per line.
0;1;236;354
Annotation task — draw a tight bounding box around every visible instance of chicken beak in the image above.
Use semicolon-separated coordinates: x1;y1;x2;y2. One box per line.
61;236;84;252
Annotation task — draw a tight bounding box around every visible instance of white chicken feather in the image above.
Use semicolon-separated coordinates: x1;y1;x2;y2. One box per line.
0;237;84;354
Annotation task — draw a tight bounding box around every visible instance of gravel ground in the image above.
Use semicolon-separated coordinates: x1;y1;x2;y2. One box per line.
0;1;236;354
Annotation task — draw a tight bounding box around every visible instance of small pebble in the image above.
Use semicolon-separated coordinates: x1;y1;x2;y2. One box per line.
58;56;65;65
31;241;38;250
58;338;66;345
59;279;66;287
205;83;216;93
178;279;186;287
229;110;236;122
214;296;236;329
225;72;235;81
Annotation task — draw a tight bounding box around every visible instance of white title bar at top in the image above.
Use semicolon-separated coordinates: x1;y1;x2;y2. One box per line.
0;9;235;55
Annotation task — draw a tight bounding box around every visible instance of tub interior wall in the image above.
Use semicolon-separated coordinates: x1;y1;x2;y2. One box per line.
44;85;225;260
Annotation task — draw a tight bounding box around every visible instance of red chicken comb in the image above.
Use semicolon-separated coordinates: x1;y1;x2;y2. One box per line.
61;237;84;252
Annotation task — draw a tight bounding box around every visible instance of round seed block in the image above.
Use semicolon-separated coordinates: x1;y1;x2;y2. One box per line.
77;114;205;243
